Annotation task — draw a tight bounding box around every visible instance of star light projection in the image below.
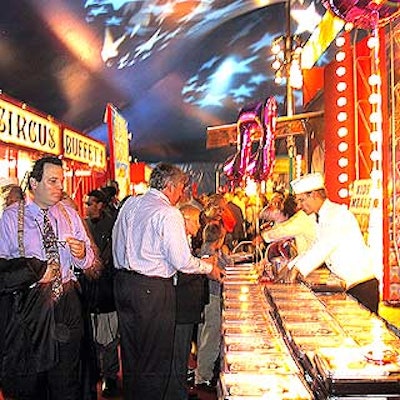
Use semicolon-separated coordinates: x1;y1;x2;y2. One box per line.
85;0;327;117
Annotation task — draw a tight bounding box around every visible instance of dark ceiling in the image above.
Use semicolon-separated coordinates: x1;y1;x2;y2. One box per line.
0;0;330;163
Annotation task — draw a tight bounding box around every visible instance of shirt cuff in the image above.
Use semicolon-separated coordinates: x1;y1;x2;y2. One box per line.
199;259;213;274
287;258;296;270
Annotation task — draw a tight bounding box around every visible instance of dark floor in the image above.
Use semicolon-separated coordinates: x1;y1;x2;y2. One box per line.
96;381;217;400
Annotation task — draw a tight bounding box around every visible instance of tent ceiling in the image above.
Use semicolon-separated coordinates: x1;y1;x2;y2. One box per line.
0;0;329;163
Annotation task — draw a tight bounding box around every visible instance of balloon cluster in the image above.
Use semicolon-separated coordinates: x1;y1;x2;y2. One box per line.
223;96;278;188
323;0;400;29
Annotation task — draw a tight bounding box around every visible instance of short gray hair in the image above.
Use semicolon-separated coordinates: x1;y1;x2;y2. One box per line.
149;163;187;191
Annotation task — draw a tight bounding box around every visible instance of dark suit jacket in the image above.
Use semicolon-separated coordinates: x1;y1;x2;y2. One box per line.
175;272;208;324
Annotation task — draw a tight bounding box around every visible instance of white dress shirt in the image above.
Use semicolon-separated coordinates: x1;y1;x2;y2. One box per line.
112;188;212;278
261;210;317;255
288;199;376;288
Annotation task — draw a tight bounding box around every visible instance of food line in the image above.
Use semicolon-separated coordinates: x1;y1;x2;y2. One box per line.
219;262;400;399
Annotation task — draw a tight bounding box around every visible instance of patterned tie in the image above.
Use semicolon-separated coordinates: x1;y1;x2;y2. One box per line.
41;209;63;301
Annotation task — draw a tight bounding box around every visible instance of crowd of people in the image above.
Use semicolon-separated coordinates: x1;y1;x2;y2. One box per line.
0;156;379;400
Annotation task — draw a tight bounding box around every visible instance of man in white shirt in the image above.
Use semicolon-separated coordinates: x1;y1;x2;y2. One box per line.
112;163;222;400
286;173;379;314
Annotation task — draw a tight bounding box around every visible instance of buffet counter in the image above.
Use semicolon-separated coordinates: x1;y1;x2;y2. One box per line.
219;263;400;399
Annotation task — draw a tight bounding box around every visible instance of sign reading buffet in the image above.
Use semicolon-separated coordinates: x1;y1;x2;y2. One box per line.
0;97;106;169
63;129;106;169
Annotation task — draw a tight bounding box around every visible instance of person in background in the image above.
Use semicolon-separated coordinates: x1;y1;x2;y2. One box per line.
4;184;24;207
0;156;95;399
84;189;120;398
259;190;287;229
195;222;231;392
0;178;22;217
286;173;379;314
106;179;121;211
112;163;223;400
0;179;24;390
224;191;246;247
204;194;237;250
100;186;119;219
165;204;208;400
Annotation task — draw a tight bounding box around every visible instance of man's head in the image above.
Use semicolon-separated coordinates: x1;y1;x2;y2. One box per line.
29;156;63;209
269;191;285;211
290;173;327;215
149;163;187;206
5;185;24;206
203;222;226;247
84;189;107;219
180;204;201;236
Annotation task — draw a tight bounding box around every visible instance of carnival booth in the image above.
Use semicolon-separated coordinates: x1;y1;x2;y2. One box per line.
0;92;108;213
206;1;400;398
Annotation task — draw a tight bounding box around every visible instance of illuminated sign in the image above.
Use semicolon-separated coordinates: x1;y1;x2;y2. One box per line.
301;10;345;70
106;103;130;198
0;98;61;154
63;128;106;169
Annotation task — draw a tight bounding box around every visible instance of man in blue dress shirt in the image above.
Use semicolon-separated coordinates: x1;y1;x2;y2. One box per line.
0;156;95;399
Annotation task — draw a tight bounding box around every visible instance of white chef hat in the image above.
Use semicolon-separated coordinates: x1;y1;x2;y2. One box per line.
290;173;325;195
0;176;18;188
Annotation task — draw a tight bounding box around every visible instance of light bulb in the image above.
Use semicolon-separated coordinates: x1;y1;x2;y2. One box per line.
336;66;346;77
368;93;381;104
336;36;346;47
337;96;347;107
337;127;348;138
338;157;348;167
337;82;347;92
338;142;348;152
367;36;378;49
338;173;349;183
368;74;381;86
337;112;348;122
370;150;381;161
370;130;382;142
369;112;382;124
336;51;346;62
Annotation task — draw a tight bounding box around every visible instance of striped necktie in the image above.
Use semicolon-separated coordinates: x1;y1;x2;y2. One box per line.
41;209;63;301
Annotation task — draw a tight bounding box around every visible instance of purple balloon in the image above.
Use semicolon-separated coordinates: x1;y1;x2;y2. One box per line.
323;0;400;29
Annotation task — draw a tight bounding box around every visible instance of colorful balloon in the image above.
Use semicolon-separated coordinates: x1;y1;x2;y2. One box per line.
248;97;278;182
223;102;263;186
323;0;400;29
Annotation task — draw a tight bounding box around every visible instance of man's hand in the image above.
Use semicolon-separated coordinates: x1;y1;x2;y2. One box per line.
39;260;59;283
252;235;263;246
286;267;299;283
66;237;86;259
208;263;225;282
274;263;299;284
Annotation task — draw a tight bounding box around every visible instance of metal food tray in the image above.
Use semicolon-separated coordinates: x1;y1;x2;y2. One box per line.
223;351;300;374
314;348;400;395
219;372;314;399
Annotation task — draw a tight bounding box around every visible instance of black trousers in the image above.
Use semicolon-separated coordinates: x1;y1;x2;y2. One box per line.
114;270;175;400
164;323;194;400
347;278;379;314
